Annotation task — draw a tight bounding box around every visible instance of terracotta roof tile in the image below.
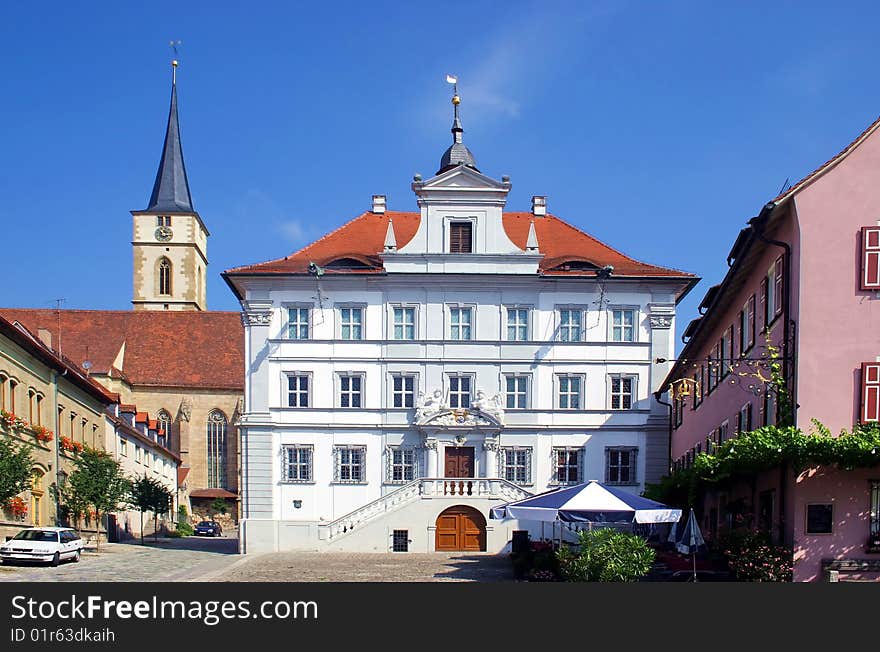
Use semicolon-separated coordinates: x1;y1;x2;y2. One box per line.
0;309;244;391
225;211;692;279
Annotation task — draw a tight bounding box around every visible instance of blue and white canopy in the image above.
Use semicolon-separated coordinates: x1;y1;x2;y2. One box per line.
490;481;682;524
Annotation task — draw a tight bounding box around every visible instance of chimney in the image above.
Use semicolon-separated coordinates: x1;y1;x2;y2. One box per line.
37;328;52;349
372;194;386;214
531;196;547;216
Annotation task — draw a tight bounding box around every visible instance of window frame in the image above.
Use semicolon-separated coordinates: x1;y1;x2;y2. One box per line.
390;304;417;341
333;445;367;484
337;372;365;409
609;307;638;343
500;446;533;486
285;372;311;408
337;304;365;341
605;446;638;485
285;305;311;340
447;304;474;341
551;447;582;486
386;445;418;484
503;374;530;410
556;306;586;343
448;220;474;254
609;374;637;410
281;444;314;484
446;373;474;409
556;374;584;410
504;306;531;342
389;372;418;409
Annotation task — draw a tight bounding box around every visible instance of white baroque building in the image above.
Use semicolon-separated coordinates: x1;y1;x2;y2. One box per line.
224;93;696;553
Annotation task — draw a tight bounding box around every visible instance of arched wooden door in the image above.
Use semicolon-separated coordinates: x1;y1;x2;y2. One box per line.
435;505;486;551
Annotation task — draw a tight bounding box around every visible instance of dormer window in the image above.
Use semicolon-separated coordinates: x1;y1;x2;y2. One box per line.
449;222;472;253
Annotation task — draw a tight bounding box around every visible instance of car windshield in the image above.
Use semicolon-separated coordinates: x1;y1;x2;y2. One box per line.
197;522;215;527
13;530;59;542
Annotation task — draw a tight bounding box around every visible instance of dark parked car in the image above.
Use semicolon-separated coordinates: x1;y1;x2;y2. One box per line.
194;521;223;537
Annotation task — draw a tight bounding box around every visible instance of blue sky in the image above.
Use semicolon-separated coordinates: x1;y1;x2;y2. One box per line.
2;1;879;341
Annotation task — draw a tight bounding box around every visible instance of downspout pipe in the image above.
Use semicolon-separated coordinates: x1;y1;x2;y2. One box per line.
653;390;674;475
52;368;68;526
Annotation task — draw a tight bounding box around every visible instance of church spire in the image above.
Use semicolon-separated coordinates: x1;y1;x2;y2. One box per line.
437;75;478;175
145;59;195;213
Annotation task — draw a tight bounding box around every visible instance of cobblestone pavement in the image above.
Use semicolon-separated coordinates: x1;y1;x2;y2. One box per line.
0;534;241;582
214;552;514;582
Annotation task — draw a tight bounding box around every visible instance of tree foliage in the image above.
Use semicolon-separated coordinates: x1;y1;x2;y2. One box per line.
644;421;880;507
68;447;130;549
0;437;33;507
556;528;656;582
129;474;172;544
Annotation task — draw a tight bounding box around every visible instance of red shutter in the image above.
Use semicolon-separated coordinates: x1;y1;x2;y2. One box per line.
861;227;880;290
774;255;784;317
862;362;880;423
747;295;756;349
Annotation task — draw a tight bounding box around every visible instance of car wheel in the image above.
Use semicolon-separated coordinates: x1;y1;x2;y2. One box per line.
72;549;81;563
50;552;60;567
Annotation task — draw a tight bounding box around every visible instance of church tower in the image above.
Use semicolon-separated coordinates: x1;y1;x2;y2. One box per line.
131;60;208;311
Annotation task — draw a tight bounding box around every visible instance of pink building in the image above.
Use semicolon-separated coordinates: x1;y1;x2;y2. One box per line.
663;115;880;581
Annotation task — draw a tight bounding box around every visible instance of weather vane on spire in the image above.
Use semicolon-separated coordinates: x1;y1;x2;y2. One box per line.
446;74;459;104
170;40;182;83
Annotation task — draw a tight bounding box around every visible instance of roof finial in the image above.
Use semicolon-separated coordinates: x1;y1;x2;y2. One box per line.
170;40;182;84
446;74;462;143
437;75;478;174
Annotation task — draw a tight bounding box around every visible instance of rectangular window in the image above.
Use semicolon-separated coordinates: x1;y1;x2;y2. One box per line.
557;375;582;409
746;295;756;350
288;307;310;339
506;307;529;341
606;447;637;485
861;363;880;423
707;346;717;393
334;445;366;483
449;222;473;253
738;403;752;434
553;448;582;485
35;394;42;426
610;376;635;410
119;438;127;457
763;391;776;427
611;309;636;342
721;326;733;379
806;503;833;534
339;307;363;340
392;307;415;340
502;447;532;485
558;309;583;342
448;375;471;409
861;226;880;290
338;374;363;408
449;306;472;340
387;447;416;483
392;530;409;552
719;420;729;443
135;446;142;464
391;374;416;408
774;255;784;320
693;370;703;408
286;374;310;408
504;375;529;409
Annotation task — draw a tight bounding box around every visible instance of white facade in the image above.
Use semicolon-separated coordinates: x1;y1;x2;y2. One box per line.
230;162;688;554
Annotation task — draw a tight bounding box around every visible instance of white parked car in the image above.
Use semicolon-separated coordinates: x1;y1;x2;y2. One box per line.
0;527;83;566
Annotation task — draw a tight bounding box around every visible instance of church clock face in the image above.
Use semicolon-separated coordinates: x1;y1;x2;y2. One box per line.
155;226;173;242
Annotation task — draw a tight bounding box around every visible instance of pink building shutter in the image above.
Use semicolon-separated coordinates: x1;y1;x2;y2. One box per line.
861;227;880;290
862;363;880;423
747;295;755;349
760;278;768;329
774;255;784;317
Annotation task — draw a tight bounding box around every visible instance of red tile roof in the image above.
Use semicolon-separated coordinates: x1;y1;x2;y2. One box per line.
135;412;148;424
224;211;694;279
177;466;190;487
0;309;244;391
189;488;237;499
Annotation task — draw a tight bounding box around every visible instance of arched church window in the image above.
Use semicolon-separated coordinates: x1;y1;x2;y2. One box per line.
206;410;228;489
159;258;172;296
157;409;173;444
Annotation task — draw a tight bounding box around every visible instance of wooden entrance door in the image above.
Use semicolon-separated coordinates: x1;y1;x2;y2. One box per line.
435;506;486;551
444;446;475;478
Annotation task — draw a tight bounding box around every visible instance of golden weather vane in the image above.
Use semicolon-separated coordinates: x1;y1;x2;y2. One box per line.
169;40;182;82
